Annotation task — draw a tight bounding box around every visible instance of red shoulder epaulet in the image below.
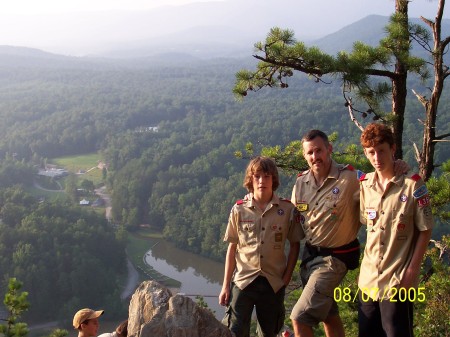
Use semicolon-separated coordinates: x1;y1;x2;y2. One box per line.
280;198;292;203
411;174;422;182
359;173;366;181
236;199;244;205
297;170;308;177
339;164;354;171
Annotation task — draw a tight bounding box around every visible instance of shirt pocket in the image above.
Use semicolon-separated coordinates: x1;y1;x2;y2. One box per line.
268;224;284;244
238;222;257;246
392;205;413;234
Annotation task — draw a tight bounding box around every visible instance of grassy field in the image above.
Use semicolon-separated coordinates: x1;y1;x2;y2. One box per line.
51;153;104;185
127;229;181;288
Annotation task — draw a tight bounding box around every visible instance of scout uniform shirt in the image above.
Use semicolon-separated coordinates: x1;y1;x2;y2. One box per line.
223;193;303;293
358;172;434;300
291;160;360;248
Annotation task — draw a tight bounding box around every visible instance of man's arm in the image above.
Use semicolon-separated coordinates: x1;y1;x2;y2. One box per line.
219;242;237;306
282;241;300;286
400;229;432;289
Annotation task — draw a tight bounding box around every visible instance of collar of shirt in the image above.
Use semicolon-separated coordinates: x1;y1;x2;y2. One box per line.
302;160;340;184
245;193;281;209
366;172;405;190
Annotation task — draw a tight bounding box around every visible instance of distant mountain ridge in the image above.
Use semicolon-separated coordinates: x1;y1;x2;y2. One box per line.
0;15;449;62
313;15;450;54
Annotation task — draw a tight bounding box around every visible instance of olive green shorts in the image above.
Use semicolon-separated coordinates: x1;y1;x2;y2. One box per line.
290;255;347;326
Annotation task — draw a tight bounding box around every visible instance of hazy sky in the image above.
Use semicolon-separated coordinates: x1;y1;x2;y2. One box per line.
0;0;447;56
1;0;215;14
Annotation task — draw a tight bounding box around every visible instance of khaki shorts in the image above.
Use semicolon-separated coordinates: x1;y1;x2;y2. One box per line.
290;255;347;326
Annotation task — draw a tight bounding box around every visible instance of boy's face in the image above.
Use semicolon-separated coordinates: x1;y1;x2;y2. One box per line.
364;142;396;173
252;170;273;195
81;318;100;337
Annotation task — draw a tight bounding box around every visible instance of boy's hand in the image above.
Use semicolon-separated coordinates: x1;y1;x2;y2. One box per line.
219;285;230;306
394;159;410;175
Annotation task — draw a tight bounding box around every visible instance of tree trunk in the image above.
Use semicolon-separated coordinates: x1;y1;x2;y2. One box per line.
416;0;449;180
391;0;410;160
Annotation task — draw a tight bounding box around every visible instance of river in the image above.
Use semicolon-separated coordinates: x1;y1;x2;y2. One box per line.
94;186;226;319
144;239;225;320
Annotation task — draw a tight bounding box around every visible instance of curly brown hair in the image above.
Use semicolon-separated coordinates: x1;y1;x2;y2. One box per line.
243;156;280;192
360;123;394;148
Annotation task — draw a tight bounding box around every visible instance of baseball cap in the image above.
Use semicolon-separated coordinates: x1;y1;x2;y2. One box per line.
73;308;104;329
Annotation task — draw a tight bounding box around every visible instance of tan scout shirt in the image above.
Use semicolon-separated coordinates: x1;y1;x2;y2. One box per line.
358;172;434;300
291;160;360;248
224;194;303;293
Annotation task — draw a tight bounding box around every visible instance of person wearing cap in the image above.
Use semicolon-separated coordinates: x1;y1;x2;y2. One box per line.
358;123;433;337
219;156;303;337
73;308;104;337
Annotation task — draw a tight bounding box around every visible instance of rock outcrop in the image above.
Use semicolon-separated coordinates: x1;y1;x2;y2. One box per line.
127;281;232;337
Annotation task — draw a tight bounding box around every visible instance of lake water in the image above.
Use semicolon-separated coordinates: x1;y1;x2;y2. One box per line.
144;239;225;320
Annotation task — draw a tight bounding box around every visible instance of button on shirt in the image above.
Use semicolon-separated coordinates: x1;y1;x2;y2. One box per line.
291;161;360;248
223;194;304;293
358;172;434;300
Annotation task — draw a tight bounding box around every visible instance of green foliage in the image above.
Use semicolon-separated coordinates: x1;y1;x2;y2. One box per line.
232;2;450;179
43;329;68;337
415;235;450;337
0;278;29;337
195;295;216;316
0;184;126;321
79;179;95;193
426;160;450;224
63;173;78;204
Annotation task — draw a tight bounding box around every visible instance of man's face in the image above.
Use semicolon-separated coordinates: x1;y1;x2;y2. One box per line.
302;137;332;174
364;142;395;173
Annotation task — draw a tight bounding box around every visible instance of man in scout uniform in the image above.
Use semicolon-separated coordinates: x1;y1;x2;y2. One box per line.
73;308;104;337
358;123;433;337
219;156;303;337
289;130;361;337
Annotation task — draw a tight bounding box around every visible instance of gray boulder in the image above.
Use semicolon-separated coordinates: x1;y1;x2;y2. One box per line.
127;280;232;337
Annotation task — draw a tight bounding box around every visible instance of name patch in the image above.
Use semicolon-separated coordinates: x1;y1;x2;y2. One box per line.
296;203;308;212
367;209;377;220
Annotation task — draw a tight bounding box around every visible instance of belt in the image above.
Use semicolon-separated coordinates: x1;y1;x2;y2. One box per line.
306;239;359;255
302;239;360;266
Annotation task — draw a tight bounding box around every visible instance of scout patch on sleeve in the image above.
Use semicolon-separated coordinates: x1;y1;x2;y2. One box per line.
357;170;365;180
296;202;308;212
417;194;431;208
413;185;428;199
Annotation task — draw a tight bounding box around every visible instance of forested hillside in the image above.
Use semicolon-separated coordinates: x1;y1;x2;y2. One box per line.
1;49;448;260
0;159;126;322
